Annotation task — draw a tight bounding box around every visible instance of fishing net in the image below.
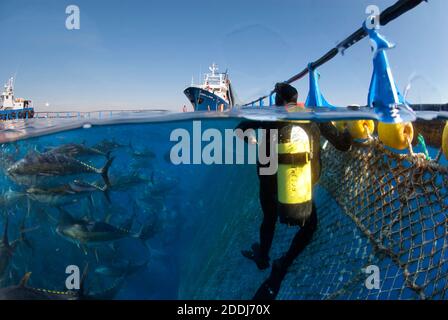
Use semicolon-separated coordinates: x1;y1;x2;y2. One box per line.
317;134;448;300
179;120;448;300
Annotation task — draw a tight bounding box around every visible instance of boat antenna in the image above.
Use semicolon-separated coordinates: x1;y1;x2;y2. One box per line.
13;65;19;84
8;77;14;91
209;63;218;75
243;0;426;106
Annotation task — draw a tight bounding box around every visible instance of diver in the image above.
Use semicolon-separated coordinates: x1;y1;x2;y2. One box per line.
237;82;352;300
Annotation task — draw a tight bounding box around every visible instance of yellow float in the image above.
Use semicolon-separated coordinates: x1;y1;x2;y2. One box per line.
378;122;414;150
347;120;375;140
333;121;348;132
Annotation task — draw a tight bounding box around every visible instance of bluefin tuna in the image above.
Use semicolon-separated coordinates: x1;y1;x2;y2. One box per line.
45;143;108;159
7;151;114;186
94;260;149;278
0;272;79;300
26;180;109;206
56;209;152;247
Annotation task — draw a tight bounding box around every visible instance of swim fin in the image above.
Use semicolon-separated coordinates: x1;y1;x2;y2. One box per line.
241;243;270;270
252;258;288;301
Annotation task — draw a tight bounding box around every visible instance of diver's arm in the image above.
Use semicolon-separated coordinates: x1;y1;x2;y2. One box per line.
236;120;260;144
318;122;352;152
236;120;262;131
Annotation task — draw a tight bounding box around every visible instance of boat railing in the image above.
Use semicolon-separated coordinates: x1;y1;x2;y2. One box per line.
33;109;168;119
242;0;426;109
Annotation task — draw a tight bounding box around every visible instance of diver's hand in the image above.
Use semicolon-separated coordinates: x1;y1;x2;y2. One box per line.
248;135;257;145
236;128;257;144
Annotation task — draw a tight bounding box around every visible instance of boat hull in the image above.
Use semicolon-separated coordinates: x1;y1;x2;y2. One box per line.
184;87;229;111
0;108;34;120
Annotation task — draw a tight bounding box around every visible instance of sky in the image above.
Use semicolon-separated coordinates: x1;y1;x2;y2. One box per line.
0;0;447;111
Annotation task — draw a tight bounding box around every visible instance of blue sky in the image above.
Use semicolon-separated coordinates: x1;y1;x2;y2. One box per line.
0;0;447;111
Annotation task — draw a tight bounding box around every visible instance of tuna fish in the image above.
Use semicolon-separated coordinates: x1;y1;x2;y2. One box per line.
94;260;149;278
7;151;114;186
26;180;109;206
92;139;128;154
56;209;151;247
0;216;35;280
45;143;108;159
0;272;79;300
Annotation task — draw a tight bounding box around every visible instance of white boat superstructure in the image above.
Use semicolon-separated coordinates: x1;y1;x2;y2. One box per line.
1;77;32;110
198;63;231;103
184;63;235;111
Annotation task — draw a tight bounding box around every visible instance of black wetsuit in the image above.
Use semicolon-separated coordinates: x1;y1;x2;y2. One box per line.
237;119;351;266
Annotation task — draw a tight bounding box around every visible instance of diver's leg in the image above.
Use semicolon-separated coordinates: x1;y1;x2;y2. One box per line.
258;174;278;259
279;202;318;268
253;202;317;300
242;174;278;270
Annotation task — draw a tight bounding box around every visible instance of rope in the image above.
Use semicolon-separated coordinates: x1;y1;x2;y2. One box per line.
319;134;448;299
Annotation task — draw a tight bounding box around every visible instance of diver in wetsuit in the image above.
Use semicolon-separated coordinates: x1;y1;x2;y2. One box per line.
237;82;352;300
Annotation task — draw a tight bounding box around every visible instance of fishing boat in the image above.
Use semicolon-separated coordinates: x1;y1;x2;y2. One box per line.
184;63;235;112
0;77;34;120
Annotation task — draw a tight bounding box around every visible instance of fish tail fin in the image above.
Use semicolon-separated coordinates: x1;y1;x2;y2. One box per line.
19;272;32;287
101;157;115;187
84;180;111;204
27;198;31;217
87;196;95;220
94;249;99;263
19;216;38;253
45;210;58;224
136;222;156;246
78;263;89;299
104;210;113;224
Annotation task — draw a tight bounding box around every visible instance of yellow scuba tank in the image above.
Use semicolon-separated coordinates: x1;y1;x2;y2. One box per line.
277;123;313;226
442;121;448;159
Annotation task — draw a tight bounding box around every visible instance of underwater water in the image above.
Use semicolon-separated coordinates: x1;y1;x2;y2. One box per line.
0;111;447;300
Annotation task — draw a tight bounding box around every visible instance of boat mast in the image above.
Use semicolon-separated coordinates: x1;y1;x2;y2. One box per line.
209;63;218;76
1;77;15;109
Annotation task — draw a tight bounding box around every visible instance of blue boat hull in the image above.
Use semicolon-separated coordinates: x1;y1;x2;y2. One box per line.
0;108;34;120
184;87;229;111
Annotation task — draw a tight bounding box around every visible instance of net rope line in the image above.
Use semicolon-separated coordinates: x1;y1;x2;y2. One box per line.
319;134;448;299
